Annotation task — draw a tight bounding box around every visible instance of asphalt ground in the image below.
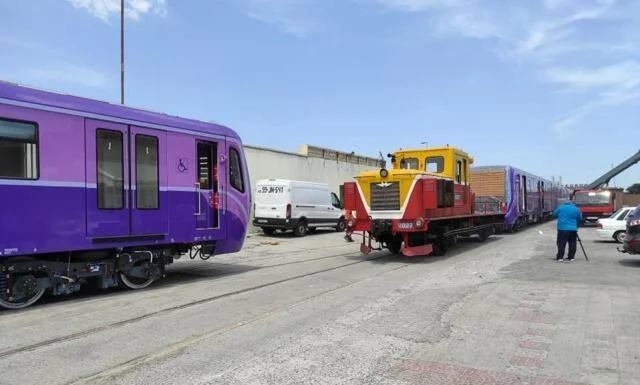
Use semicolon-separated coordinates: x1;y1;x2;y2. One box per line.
0;221;638;385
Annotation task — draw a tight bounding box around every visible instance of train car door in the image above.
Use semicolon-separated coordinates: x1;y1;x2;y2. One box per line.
194;138;227;239
85;119;169;239
86;119;130;238
129;125;168;235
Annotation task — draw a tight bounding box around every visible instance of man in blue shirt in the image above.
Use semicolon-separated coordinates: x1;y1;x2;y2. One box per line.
553;200;583;262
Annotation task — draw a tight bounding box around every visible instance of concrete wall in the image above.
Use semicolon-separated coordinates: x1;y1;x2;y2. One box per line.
243;144;384;233
623;194;640;207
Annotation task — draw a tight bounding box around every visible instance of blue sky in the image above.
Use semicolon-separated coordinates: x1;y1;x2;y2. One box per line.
1;0;639;188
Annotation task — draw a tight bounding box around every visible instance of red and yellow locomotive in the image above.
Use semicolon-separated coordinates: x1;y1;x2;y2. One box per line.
342;145;505;256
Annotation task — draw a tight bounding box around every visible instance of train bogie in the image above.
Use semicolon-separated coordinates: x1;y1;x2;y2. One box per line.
0;81;251;309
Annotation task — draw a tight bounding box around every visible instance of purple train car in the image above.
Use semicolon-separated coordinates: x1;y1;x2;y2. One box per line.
471;165;571;232
0;81;251;309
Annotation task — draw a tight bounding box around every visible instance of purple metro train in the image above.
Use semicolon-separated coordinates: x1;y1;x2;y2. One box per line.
0;81;251;309
471;165;572;232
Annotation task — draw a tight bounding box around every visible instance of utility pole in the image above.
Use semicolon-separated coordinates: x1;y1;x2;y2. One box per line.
120;0;125;104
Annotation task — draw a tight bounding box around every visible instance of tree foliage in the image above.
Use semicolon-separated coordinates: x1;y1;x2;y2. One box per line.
627;183;640;194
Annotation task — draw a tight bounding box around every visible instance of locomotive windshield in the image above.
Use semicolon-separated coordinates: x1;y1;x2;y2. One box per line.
573;191;611;206
426;156;444;173
399;157;419;169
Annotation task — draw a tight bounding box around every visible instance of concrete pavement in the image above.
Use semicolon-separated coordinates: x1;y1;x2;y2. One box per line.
0;222;638;385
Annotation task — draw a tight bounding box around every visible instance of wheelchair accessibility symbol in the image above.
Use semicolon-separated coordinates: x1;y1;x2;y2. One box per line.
176;157;189;173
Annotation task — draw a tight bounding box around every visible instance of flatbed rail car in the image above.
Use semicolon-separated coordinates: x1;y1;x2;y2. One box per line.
341;145;506;257
0;81;251;309
470;165;571;232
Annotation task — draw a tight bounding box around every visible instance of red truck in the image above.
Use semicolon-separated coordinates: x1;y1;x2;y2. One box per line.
571;149;640;224
572;189;619;223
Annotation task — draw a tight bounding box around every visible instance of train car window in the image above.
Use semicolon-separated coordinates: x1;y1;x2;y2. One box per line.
135;135;159;209
455;160;462;183
400;157;419;170
0;117;38;179
229;147;245;193
97;129;124;209
425;156;444;173
463;159;468;184
197;142;214;190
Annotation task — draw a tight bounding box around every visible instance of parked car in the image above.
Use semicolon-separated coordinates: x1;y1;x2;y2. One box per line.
595;206;637;243
253;179;344;236
619;206;640;255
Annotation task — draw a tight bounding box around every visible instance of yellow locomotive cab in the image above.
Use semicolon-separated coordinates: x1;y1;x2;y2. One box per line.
353;146;473;213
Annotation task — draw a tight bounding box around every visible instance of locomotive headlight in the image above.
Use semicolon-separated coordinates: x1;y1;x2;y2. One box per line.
415;217;424;228
380;168;389;178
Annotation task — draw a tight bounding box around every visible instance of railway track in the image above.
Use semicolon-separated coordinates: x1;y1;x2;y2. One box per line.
62;254;411;385
0;247;391;361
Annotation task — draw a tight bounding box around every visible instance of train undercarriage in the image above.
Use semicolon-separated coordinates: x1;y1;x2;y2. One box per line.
0;242;216;310
356;215;505;257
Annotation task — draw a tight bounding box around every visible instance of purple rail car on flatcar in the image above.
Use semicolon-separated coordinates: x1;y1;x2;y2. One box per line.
0;81;251;309
472;165;571;232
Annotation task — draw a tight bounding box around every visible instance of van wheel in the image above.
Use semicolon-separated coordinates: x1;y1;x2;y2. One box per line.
614;231;626;243
294;221;307;237
336;219;346;232
262;228;275;235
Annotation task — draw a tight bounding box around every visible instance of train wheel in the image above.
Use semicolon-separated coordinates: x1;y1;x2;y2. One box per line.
477;228;490;242
387;240;402;255
118;258;156;290
0;257;46;310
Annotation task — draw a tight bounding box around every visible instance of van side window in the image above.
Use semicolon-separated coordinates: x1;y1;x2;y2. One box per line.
331;192;340;208
229;147;245;193
0;117;38;179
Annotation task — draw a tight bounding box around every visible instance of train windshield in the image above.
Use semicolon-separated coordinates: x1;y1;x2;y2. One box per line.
399;157;419;170
573;191;611;206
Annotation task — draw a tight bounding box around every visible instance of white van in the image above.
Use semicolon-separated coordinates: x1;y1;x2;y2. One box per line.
253;179;345;236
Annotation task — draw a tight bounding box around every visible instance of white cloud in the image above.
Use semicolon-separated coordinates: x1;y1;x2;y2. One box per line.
544;61;640;90
367;0;639;134
369;0;460;12
225;0;639;133
242;0;316;38
66;0;167;23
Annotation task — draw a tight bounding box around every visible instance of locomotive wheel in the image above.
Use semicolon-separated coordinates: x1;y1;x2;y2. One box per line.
0;257;46;310
477;228;489;242
118;258;156;290
387;240;402;255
